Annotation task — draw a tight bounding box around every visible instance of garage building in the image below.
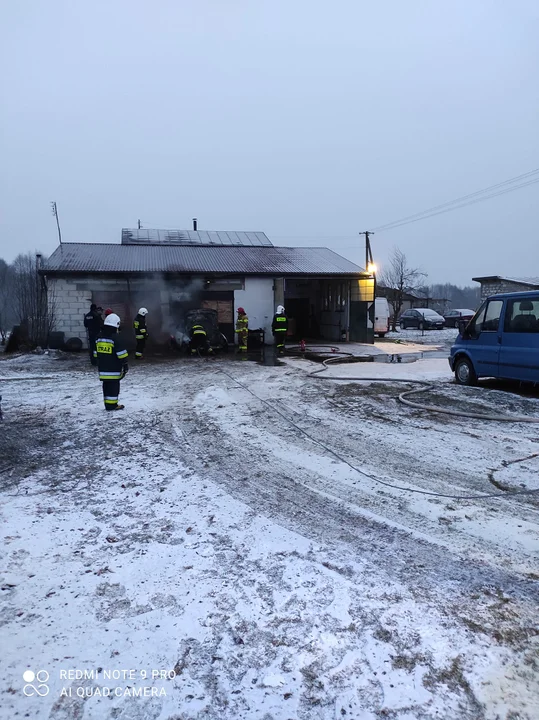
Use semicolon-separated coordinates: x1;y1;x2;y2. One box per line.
41;229;375;348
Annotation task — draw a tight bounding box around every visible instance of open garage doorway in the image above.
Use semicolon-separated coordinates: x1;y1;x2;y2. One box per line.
284;279;350;343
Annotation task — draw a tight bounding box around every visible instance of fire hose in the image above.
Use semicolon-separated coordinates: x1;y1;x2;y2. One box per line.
298;348;539;424
220;348;539;500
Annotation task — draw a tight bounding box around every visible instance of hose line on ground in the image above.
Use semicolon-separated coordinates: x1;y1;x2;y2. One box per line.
0;376;56;382
303;351;539;424
219;363;539;501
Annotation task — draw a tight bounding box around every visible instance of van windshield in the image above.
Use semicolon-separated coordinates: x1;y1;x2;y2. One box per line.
467;299;502;334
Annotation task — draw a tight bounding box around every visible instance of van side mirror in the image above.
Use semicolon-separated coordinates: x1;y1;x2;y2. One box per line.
464;324;480;340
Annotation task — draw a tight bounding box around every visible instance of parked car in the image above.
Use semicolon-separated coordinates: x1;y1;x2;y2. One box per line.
170;308;229;353
443;308;475;328
398;308;445;330
449;291;539;385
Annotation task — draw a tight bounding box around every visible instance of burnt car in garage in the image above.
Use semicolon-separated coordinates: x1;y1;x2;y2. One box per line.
170;308;229;353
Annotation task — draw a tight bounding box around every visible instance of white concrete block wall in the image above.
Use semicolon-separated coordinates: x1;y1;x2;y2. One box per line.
48;278;92;345
479;280;539;300
234;277;275;344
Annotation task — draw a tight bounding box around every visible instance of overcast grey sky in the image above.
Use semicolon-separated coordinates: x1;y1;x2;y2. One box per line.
1;0;538;284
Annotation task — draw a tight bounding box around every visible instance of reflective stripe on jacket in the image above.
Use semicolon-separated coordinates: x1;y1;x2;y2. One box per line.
272;314;288;333
235;315;248;333
133;316;148;340
95;336;128;381
191;324;207;337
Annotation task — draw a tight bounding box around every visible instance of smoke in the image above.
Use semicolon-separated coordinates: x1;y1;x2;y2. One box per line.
166;277;205;338
92;275;210;346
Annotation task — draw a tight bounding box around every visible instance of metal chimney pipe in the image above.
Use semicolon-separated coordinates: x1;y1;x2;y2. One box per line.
193;218;198;231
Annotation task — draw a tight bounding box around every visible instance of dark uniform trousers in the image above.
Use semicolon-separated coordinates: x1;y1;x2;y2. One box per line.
135;338;146;358
102;380;121;408
87;333;97;365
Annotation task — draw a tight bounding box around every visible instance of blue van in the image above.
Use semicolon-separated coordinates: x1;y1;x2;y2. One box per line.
449;291;539;385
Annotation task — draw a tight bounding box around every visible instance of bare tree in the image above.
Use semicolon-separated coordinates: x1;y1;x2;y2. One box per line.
11;252;55;347
379;248;427;331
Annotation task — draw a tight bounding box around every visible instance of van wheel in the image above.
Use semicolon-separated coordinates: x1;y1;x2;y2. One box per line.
378;332;386;338
455;357;477;386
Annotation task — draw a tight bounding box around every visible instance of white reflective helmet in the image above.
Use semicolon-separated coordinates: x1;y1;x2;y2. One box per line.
104;313;121;329
277;305;285;314
138;307;148;316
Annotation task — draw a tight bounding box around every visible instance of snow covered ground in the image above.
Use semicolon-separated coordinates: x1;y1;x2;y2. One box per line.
1;350;538;720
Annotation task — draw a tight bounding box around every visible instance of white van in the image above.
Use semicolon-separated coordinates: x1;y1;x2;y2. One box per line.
374;297;390;337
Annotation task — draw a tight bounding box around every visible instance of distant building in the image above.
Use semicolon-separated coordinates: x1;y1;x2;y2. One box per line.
472;276;539;300
41;228;377;347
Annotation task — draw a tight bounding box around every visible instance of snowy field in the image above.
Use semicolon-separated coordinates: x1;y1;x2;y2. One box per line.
1;350;538;720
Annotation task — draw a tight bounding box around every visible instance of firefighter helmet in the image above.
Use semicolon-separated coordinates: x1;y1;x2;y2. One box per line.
237;307;245;314
277;305;285;314
104;313;121;329
138;307;148;316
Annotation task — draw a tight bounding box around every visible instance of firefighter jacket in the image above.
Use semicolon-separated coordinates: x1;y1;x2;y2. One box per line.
272;313;288;335
235;314;248;334
94;329;129;381
190;324;207;339
84;309;103;335
133;314;148;340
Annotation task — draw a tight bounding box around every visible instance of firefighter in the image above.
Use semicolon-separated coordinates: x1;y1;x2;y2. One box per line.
133;307;149;359
188;323;212;355
235;307;248;353
272;305;288;354
94;313;129;411
83;303;103;366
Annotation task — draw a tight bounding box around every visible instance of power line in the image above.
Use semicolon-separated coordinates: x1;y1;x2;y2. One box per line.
136;168;539;244
374;167;539;231
372;177;539;233
371;167;539;233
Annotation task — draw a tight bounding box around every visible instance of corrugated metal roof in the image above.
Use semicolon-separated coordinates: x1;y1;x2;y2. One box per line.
43;243;364;276
121;229;273;247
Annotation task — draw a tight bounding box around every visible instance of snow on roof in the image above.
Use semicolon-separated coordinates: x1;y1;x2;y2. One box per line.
472;275;539;286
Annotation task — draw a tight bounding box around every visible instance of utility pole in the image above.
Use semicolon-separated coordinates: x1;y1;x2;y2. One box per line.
138;219;142;229
359;230;374;272
51;202;62;245
360;231;377;342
